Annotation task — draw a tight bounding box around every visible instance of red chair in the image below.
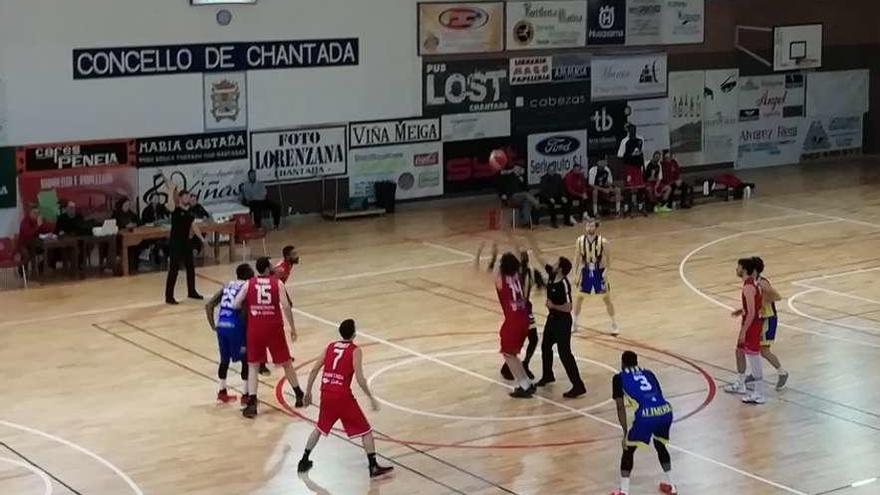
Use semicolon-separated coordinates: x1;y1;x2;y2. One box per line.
232;214;268;261
0;237;27;289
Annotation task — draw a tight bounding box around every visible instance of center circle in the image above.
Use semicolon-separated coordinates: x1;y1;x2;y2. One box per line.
0;457;53;495
367;349;617;421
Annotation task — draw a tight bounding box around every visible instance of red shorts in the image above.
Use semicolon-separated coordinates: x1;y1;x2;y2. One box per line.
499;316;529;355
317;394;372;438
246;324;292;364
737;323;762;355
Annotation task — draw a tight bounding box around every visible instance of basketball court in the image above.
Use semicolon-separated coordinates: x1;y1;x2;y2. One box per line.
0;160;878;495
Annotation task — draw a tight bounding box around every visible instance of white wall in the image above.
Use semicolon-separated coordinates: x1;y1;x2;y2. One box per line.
0;0;421;144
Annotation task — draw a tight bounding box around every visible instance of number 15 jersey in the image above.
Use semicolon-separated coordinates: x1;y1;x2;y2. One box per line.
321;341;357;398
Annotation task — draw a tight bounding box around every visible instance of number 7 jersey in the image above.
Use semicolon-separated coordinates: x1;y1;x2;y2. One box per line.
321;341;357;398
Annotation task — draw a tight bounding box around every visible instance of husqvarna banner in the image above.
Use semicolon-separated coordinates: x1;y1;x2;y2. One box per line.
418;2;505;55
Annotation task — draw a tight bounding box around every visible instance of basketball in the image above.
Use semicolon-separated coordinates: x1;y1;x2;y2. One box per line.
489;149;509;171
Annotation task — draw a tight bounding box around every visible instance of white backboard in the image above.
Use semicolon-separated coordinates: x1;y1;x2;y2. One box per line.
773;24;822;71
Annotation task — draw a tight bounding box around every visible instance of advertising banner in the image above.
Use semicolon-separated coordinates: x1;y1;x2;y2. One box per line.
510;56;553;86
662;0;704;44
513;81;590;135
443;137;525;193
203;72;247;132
348;143;443;201
73;39;359;79
527;130;588;185
0;78;6;146
591;52;667;100
551;52;592;82
442;111;510;142
17;139;136;172
0;208;16;240
738;74;804;122
587;0;626;45
418;2;504;55
136;131;248;167
0;147;16;209
250;126;347;184
627;98;670;156
349;118;440;149
423;59;510;117
806;69;869;117
18;166;138;219
506;1;588;50
137;159;249;213
737;118;804;169
587;100;628;157
668;71;704;154
702;69;739;164
626;0;663;46
801;115;863;155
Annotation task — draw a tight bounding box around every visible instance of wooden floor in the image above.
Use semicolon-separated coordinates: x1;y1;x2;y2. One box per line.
2;159;880;495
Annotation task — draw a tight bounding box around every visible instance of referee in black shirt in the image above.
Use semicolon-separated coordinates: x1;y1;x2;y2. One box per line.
160;173;206;304
526;236;586;398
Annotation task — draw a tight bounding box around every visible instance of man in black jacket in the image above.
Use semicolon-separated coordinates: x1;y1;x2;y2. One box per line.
55;201;91;236
537;170;573;228
497;166;540;228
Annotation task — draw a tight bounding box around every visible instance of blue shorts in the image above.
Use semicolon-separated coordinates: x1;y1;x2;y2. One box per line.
627;411;673;447
761;316;778;346
217;326;245;363
580;267;608;294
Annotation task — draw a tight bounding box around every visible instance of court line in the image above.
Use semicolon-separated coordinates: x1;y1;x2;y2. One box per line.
0;419;143;495
421;241;474;259
292;307;808;495
0;456;52;495
95;322;472;495
787;289;880;335
793;285;880;307
367;349;616;422
0;302;163;329
677;218;880;349
757;201;880;230
0;441;82;495
789;266;880;285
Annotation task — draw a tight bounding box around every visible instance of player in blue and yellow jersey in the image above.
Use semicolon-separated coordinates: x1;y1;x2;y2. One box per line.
610;351;677;495
747;257;789;391
573;217;620;335
205;263;255;404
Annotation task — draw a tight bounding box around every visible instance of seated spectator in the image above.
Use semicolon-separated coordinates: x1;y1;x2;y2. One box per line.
18;205;51;269
563;165;589;221
141;193;170;224
537;169;572;228
241;170;281;229
497;165;540;227
643;152;672;213
661;150;693;209
56;201;91;236
587;160;622;218
113;198;140;230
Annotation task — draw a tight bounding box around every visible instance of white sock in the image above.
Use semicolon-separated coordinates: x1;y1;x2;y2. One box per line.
620;477;630;494
219;379;227;390
665;470;676;487
747;355;764;397
736;373;746;386
243;380;249;395
519;379;532;390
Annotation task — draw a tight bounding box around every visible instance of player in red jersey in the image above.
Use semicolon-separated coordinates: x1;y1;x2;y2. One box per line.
298;319;394;478
477;241;536;398
233;257;304;418
273;245;299;284
724;257;766;404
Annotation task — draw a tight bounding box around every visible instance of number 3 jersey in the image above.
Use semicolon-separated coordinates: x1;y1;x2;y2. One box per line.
321;340;357;398
612;367;672;420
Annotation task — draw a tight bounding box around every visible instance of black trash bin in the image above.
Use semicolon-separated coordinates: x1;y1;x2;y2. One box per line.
374;181;397;213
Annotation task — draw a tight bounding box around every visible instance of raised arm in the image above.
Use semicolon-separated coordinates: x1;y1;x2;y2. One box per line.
354;347;380;411
204;289;223;330
160;172;179;211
